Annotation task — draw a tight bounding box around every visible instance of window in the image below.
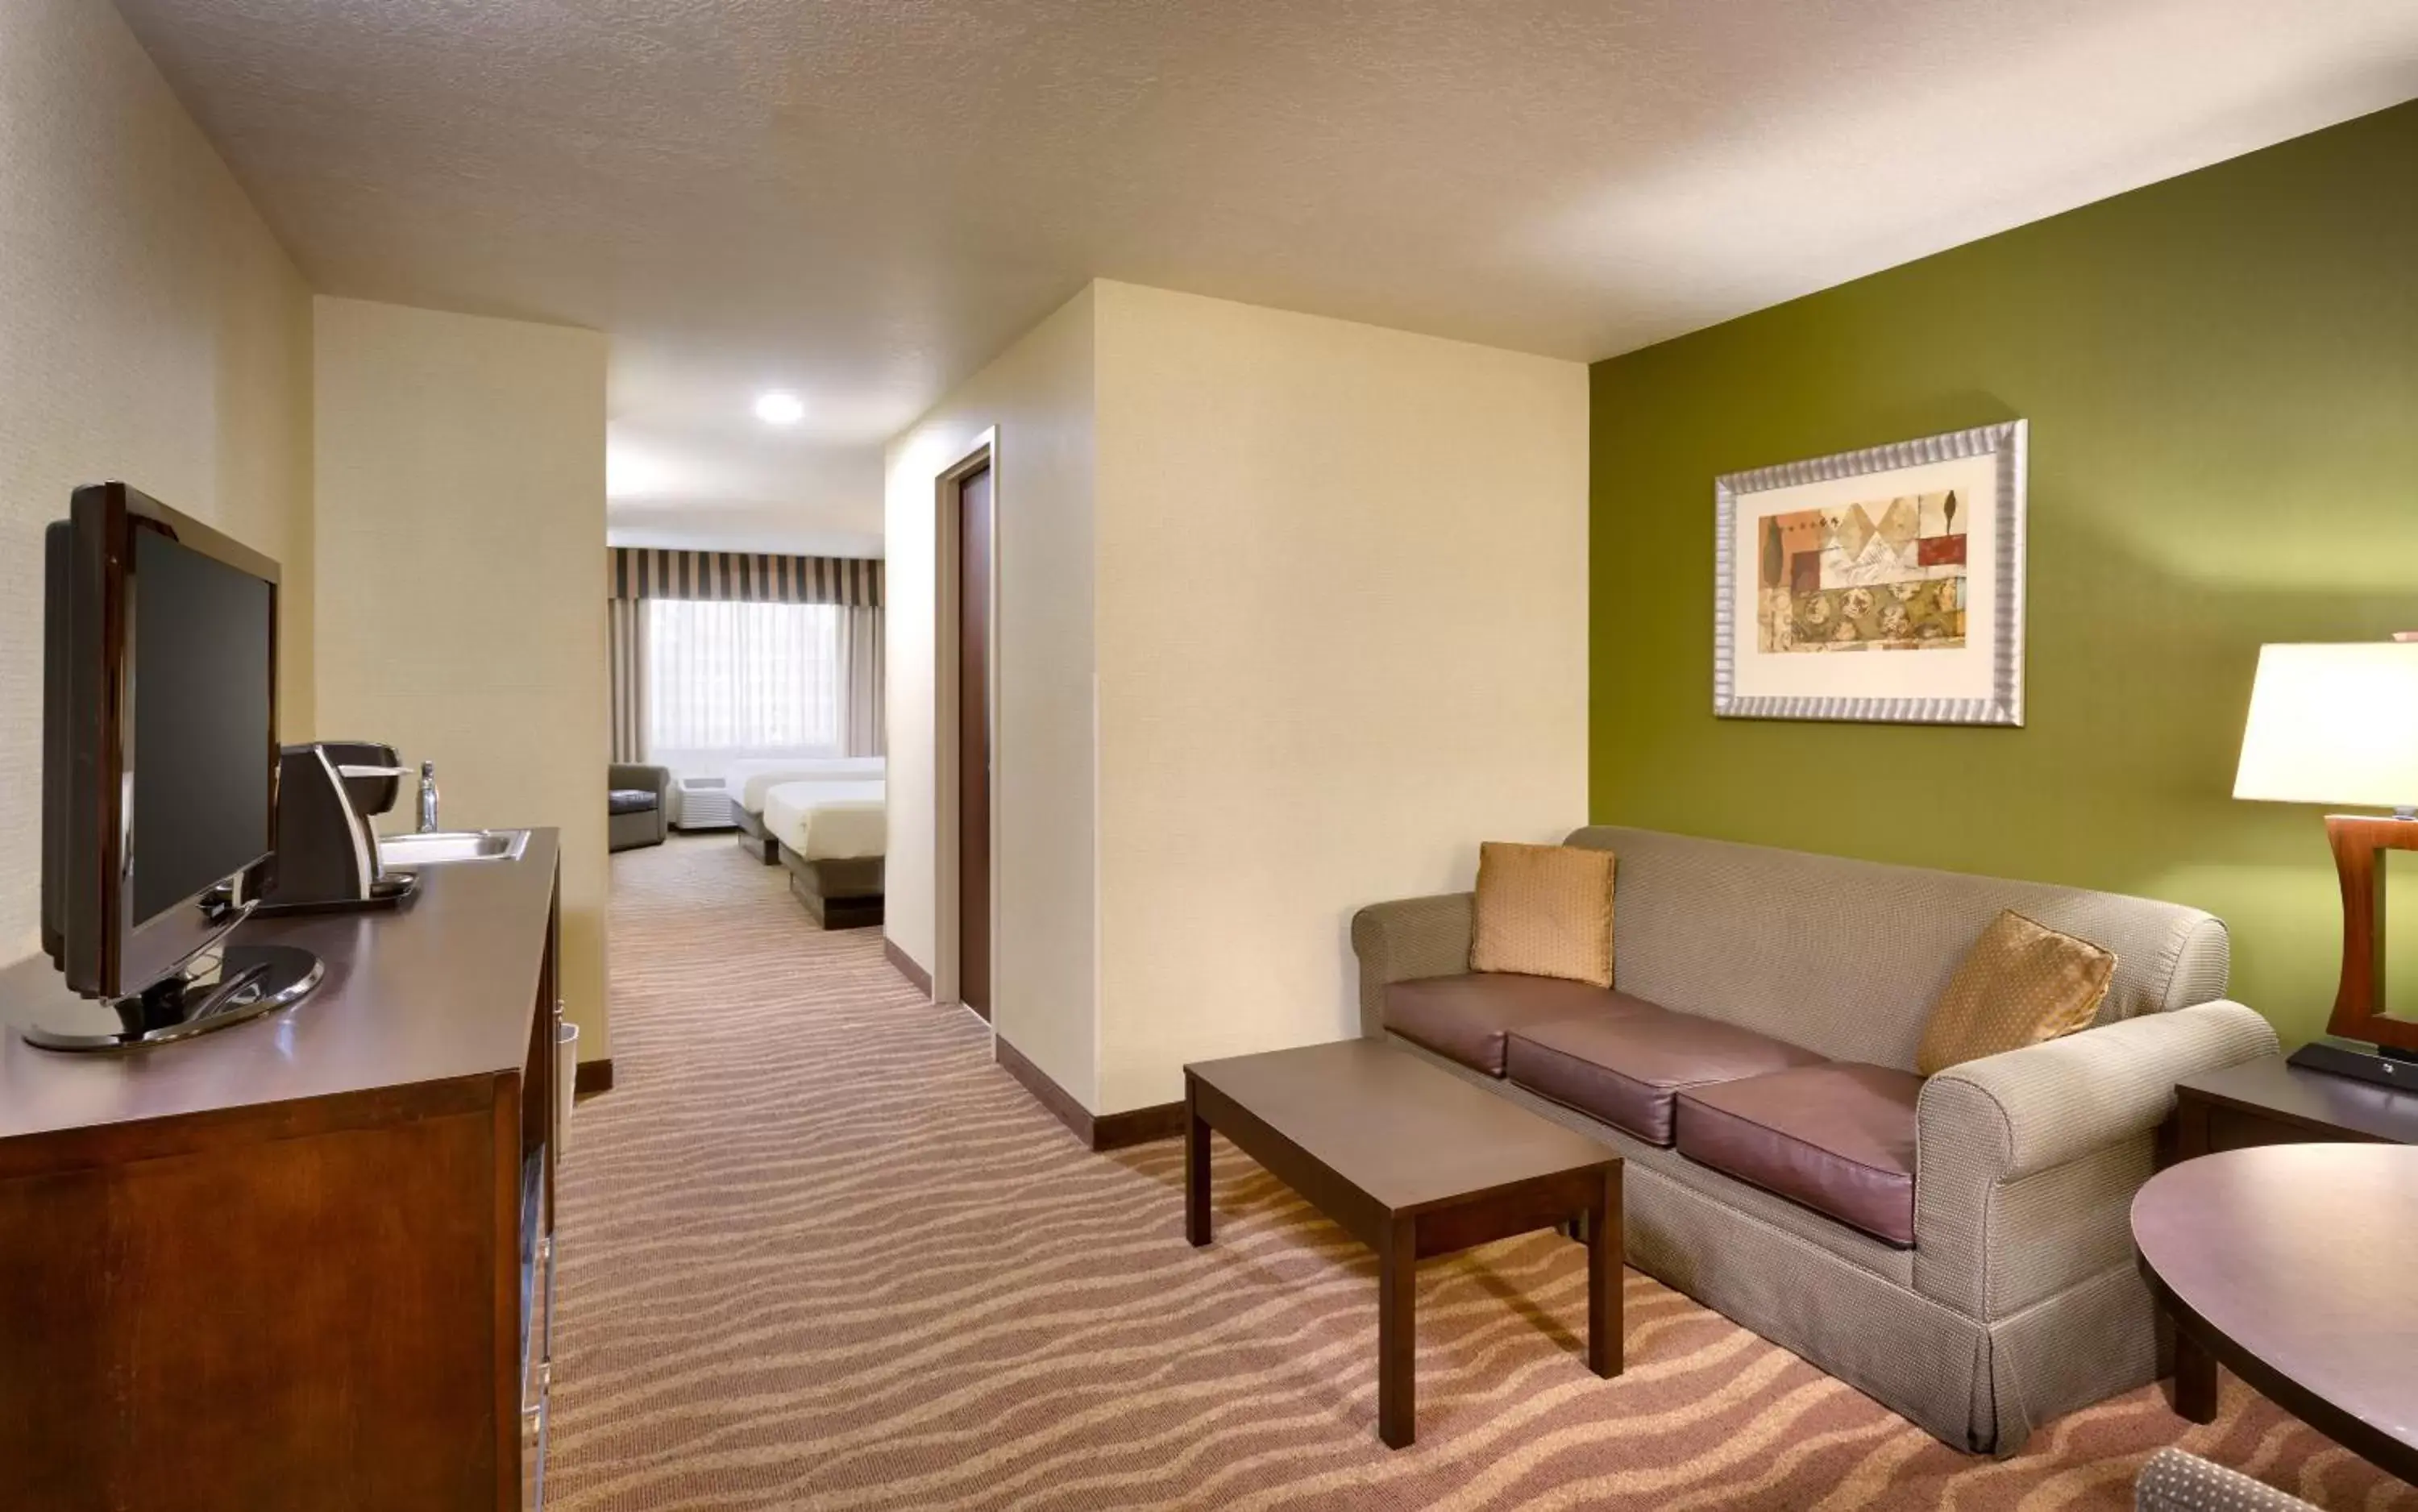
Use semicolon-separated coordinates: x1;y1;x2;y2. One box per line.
646;599;843;771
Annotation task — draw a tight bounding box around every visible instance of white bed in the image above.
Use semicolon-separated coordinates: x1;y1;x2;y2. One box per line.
762;778;887;928
762;779;887;862
727;757;887;815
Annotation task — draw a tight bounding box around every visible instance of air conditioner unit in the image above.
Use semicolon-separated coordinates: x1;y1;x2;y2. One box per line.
671;775;736;831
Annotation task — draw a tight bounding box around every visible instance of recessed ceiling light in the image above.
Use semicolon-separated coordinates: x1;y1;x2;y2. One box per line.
754;391;805;426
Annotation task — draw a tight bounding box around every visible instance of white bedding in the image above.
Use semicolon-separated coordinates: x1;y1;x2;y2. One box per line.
762;779;887;862
729;757;887;813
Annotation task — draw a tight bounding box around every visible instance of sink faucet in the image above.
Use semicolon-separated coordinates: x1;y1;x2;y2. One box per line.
417;761;440;833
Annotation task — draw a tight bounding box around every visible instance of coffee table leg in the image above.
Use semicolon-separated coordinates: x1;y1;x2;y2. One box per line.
2173;1331;2218;1423
1186;1082;1211;1248
1378;1215;1416;1448
1587;1167;1622;1379
2159;1095;2216;1421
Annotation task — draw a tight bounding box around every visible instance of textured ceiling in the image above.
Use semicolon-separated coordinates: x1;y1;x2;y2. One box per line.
116;0;2418;553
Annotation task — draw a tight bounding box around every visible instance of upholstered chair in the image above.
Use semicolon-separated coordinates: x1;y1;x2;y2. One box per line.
608;762;671;851
2134;1448;2320;1511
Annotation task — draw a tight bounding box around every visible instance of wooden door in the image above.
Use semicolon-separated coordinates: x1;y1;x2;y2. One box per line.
957;466;994;1020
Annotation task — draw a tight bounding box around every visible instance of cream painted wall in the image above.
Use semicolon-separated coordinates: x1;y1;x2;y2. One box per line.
1089;281;1589;1112
883;286;1099;1105
0;0;314;965
882;279;1589;1117
313;297;612;1060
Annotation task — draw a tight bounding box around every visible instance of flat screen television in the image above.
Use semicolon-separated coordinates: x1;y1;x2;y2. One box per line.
32;482;318;1049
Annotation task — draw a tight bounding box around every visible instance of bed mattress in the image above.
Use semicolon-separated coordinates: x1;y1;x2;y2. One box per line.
729;757;887;813
762;779;887;862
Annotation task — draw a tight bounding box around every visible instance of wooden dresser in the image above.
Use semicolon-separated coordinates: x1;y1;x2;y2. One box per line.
0;829;566;1511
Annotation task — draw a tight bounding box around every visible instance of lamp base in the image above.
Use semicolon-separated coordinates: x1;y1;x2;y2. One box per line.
2319;812;2418;1054
2287;1036;2418;1095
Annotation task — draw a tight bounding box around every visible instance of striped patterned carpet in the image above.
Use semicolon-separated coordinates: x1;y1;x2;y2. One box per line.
548;836;2412;1511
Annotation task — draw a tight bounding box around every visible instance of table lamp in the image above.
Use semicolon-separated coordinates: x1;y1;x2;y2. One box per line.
2233;640;2418;1088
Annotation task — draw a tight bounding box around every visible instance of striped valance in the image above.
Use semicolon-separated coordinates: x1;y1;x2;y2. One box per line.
610;547;883;608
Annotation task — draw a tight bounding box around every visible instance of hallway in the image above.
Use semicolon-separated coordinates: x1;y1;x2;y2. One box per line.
543;837;2405;1511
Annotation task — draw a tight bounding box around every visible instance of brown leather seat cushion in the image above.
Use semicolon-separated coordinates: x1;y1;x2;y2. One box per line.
1505;1007;1826;1147
1382;973;1630;1077
1675;1064;1925;1247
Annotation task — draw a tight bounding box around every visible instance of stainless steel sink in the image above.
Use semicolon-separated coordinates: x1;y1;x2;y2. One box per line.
377;829;531;866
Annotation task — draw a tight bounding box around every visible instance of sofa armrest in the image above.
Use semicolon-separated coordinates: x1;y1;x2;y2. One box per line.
1920;1000;2279;1181
1348;893;1473;1038
1913;999;2279;1318
609;762;671;801
1915;1001;2273;1180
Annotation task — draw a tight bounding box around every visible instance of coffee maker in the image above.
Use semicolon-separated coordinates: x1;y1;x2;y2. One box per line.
256;741;421;915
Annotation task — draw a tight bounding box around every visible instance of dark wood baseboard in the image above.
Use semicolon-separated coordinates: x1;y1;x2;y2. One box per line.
995;1035;1091;1143
883;938;933;996
574;1058;615;1098
1093;1101;1188;1150
992;1036;1182;1150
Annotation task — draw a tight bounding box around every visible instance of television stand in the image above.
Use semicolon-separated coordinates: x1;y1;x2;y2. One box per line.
19;941;322;1052
0;830;563;1510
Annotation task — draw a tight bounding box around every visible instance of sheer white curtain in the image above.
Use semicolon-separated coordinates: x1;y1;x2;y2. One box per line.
646;600;844;773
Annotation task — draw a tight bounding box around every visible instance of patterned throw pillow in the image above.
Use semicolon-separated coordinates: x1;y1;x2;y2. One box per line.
1917;909;2117;1076
1469;841;1616;988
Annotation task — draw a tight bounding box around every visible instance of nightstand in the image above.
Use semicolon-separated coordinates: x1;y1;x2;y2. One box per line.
2156;1053;2418;1421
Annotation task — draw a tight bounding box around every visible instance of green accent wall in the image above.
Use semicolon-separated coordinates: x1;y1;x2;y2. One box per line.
1589;101;2418;1045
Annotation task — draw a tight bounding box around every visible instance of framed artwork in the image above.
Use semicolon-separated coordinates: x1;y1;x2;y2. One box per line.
1713;420;2026;726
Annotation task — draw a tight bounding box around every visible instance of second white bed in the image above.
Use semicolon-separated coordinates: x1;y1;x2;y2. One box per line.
729;757;888;816
762;779;887;862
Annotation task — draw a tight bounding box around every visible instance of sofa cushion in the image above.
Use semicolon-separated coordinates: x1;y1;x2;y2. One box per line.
1384;973;1630;1077
608;787;660;816
1506;1007;1827;1147
1471;841;1617;987
1675;1063;1924;1246
1917;909;2117;1075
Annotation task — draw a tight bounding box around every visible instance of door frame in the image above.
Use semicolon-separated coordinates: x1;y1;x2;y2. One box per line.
933;430;999;1020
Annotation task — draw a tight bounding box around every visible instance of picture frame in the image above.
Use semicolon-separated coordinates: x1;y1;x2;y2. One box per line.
1713;420;2026;726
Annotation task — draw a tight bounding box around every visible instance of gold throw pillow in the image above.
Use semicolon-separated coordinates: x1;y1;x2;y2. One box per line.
1469;841;1616;988
1917;909;2117;1075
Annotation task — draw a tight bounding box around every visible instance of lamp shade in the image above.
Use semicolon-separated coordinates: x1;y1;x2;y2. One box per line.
2233;642;2418;808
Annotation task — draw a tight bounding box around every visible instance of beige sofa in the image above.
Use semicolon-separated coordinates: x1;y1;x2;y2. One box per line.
1352;825;2278;1456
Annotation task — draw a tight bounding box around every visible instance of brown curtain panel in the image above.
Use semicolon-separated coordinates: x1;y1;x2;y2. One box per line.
608;598;648;763
610;547;883;608
606;547;883;760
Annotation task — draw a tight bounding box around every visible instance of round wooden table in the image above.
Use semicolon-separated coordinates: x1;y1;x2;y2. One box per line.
2132;1143;2418;1481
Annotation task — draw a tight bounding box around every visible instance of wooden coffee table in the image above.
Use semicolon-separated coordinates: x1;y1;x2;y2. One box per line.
1185;1038;1622;1448
2133;1143;2418;1481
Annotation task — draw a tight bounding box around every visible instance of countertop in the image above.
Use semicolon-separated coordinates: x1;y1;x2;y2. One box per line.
0;828;559;1150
